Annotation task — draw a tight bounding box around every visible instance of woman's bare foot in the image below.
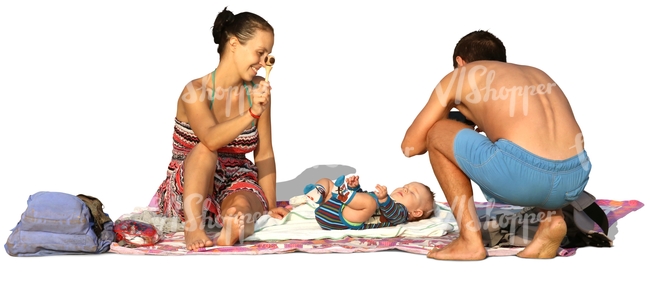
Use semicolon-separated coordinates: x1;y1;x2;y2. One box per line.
517;209;567;259
184;219;213;251
215;207;245;246
427;235;487;261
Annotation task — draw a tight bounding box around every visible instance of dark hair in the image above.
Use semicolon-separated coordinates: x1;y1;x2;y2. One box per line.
452;30;506;68
212;7;274;55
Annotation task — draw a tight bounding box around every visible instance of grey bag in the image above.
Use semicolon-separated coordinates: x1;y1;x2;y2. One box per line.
480;191;612;249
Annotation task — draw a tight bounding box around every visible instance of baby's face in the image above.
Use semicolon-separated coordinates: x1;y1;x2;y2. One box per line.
390;182;429;213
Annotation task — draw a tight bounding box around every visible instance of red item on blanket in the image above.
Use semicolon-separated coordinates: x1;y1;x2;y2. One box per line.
113;220;161;247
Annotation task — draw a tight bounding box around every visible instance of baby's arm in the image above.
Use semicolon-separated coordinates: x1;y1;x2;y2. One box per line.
359;196;408;229
373;184;408;225
377;197;409;225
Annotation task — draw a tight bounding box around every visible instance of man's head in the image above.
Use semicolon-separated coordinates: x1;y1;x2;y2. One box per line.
452;30;506;68
389;182;436;221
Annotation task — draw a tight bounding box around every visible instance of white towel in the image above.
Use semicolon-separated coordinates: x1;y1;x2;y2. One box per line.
244;196;458;241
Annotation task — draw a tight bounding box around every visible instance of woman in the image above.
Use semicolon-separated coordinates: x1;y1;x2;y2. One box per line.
151;7;290;251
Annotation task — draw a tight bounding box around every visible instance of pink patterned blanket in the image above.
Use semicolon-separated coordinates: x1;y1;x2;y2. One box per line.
109;199;643;257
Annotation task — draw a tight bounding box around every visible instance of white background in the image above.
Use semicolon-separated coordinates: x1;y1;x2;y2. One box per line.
1;0;648;279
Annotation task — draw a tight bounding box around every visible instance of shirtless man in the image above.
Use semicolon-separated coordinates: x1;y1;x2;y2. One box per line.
401;30;592;260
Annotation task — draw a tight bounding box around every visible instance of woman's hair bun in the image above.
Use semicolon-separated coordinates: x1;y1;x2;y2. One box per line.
212;7;235;44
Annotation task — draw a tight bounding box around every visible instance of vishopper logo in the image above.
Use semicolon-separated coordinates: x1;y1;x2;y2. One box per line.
447;195;556;246
180;76;262;117
435;65;557;117
402;146;417;157
183;193;268;244
569;133;591;172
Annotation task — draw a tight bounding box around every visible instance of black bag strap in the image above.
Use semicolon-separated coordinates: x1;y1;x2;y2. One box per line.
570;191;609;235
583;202;609;235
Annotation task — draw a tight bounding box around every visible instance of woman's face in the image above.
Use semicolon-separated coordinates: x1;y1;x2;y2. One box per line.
234;29;274;82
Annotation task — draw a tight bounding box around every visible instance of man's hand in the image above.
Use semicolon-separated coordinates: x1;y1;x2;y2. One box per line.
375;184;388;203
267;206;293;219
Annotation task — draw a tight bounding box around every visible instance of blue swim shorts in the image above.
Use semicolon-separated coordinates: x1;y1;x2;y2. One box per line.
453;128;592;210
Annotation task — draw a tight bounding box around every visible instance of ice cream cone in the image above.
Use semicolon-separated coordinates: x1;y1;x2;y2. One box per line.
265;66;272;82
264;55;275;82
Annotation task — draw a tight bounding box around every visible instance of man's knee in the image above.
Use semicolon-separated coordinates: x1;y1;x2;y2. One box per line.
425;123;438;150
426;120;452;150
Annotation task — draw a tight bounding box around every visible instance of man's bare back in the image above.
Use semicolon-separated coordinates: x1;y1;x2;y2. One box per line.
442;60;584;160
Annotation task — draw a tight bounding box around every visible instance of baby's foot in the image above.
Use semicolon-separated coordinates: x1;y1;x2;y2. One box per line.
304;183;326;204
335;182;358;205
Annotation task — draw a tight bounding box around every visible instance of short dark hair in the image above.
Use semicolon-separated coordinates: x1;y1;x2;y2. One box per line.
452;30;506;68
212;7;274;55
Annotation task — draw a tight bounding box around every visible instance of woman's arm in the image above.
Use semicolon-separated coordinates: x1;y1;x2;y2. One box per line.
252;77;277;209
181;80;259;151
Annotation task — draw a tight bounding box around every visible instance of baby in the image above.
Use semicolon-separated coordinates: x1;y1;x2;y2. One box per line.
301;175;436;230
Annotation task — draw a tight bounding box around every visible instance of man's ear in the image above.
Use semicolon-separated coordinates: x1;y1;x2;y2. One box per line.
455;56;467;67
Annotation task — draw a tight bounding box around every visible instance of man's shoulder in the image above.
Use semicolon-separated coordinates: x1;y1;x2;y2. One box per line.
463;60;512;70
464;61;546;73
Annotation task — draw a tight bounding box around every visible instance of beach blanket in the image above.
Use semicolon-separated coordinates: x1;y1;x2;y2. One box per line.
246;199;456;241
108;199;643;256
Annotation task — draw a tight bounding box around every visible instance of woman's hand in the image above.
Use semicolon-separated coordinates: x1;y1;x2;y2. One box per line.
267;205;292;219
250;81;271;117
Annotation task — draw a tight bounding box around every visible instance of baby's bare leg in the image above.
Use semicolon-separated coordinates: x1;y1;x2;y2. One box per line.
341;193;378;223
304;178;336;204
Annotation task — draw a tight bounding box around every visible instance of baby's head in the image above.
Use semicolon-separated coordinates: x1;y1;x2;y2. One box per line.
389;182;436;221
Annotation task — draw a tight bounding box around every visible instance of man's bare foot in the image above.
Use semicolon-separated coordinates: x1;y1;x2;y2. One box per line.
517;211;567;259
427;236;487;261
184;219;213;251
215;207;245;246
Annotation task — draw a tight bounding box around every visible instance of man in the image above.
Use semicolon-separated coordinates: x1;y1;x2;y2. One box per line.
401;30;591;260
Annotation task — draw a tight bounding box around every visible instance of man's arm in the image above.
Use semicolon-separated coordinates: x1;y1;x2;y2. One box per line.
401;71;459;157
